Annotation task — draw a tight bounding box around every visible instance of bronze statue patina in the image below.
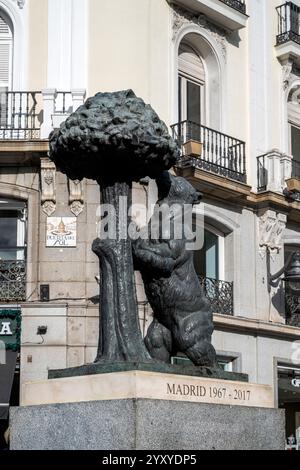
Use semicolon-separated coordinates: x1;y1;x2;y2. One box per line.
133;172;217;367
49;90;179;363
49;89;216;370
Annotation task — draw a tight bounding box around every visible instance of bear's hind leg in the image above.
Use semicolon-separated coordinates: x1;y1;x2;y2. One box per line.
145;319;173;363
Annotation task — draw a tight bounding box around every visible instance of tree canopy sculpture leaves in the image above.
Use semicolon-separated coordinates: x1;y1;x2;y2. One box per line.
49;89;179;183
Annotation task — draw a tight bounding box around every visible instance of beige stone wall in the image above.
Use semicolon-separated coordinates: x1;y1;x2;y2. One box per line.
88;0;171;125
26;0;48;89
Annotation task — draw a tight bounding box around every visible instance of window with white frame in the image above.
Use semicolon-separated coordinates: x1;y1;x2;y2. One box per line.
288;87;300;163
194;224;225;281
178;41;206;128
0;199;26;261
0;13;13;128
0;13;13;91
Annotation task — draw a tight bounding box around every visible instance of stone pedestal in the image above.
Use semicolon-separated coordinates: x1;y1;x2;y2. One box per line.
10;371;285;450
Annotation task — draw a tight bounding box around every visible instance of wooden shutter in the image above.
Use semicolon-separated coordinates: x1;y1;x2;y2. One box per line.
0;15;12;89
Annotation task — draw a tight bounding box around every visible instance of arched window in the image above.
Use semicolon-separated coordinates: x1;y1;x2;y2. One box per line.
0;12;13;92
174;30;223;132
178;41;206;127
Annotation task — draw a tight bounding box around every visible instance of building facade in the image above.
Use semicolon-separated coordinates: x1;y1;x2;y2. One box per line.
0;0;300;447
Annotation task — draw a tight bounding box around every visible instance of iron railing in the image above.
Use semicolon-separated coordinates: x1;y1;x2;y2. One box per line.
285;283;300;327
276;2;300;46
199;276;234;316
0;91;42;139
219;0;246;14
257;155;300;193
55;91;73;115
257;154;268;192
171;120;246;183
0;260;26;302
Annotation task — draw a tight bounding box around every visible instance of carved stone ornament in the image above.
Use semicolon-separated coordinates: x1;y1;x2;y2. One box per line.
13;0;25;9
68;179;84;217
171;3;227;61
282;60;294;91
258;210;287;258
41;157;56;216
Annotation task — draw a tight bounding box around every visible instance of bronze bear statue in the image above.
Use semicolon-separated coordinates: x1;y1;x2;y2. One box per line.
133;172;217;367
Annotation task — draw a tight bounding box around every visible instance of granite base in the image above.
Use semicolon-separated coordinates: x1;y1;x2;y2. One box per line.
10;399;285;450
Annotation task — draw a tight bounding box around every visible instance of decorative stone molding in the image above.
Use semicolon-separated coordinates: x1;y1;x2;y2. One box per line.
172;4;227;61
258;149;292;193
282;60;294;91
258;210;287;257
13;0;25;8
68;179;84;217
71;89;86;113
40;158;56;216
40;89;57;139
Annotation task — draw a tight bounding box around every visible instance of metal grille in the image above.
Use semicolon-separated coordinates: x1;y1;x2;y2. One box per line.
276;2;300;46
171;120;246;183
285;286;300;327
199;276;234;316
257;154;268;192
0;260;26;302
0;91;42;139
55;91;73;115
219;0;246;14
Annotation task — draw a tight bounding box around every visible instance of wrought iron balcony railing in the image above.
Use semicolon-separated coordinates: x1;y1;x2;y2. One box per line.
0;91;42;140
219;0;246;15
285;287;300;327
199;276;234;316
257;154;300;193
171;120;246;183
0;260;26;302
276;2;300;46
0;90;77;140
257;154;268;192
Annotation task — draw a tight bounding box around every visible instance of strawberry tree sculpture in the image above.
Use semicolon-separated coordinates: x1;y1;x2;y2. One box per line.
49;90;179;363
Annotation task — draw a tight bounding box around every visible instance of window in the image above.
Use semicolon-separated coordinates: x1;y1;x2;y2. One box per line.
0;14;13;91
178;42;205;131
288;86;300;165
194;225;224;281
172;354;237;372
0;199;26;261
278;364;300;447
0;13;13;127
291;124;300;162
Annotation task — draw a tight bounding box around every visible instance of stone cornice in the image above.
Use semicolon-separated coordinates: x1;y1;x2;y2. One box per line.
214;313;300;341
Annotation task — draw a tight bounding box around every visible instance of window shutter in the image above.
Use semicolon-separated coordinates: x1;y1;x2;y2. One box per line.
179;43;205;84
0;43;10;84
0;15;12;88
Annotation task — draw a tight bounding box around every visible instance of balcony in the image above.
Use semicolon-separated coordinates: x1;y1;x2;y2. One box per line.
199;276;234;315
219;0;246;14
0;260;26;302
172;0;248;31
171;120;247;183
276;2;300;66
0;89;85;141
257;150;297;194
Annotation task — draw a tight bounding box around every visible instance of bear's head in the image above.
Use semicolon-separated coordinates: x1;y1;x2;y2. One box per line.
156;171;202;206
